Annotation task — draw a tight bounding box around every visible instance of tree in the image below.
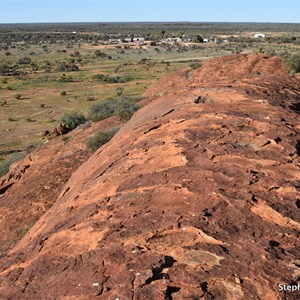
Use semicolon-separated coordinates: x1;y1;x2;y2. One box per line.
192;35;204;43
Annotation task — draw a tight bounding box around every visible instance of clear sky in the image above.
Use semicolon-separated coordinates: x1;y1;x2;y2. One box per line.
0;0;299;24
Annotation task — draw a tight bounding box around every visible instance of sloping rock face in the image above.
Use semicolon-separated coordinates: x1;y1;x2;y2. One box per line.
0;54;299;300
0;116;122;257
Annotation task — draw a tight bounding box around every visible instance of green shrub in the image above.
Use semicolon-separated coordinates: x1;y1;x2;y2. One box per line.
18;57;31;65
88;96;140;122
14;93;22;100
95;50;106;57
57;62;79;72
60;90;67;96
94;50;112;59
115;97;139;121
61;111;86;130
19;225;33;237
0;153;25;178
189;62;202;70
58;74;74;82
86;127;120;152
88;98;118;122
92;73;131;83
0;160;12;177
116;86;124;96
284;52;300;73
0;64;21;76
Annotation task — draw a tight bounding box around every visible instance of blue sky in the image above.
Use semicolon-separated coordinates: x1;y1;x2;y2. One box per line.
0;0;299;24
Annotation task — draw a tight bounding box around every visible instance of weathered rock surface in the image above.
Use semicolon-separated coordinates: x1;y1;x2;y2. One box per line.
0;116;122;257
0;54;299;300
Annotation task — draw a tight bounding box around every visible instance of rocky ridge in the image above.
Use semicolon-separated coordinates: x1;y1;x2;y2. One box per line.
0;54;299;299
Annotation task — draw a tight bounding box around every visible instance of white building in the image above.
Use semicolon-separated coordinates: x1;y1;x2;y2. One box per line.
133;37;145;42
254;33;266;38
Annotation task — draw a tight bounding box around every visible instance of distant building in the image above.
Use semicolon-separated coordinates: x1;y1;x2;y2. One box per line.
123;38;132;43
133;37;145;42
254;33;266;38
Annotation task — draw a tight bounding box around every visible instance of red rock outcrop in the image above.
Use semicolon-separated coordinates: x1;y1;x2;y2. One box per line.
0;54;299;299
0;116;123;257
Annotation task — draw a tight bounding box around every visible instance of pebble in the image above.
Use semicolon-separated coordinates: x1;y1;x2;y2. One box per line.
234;277;242;284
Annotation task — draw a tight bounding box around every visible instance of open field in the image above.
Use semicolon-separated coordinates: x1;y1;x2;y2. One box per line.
0;22;299;165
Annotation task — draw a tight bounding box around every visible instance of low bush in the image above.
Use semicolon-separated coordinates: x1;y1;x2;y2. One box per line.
57;62;79;72
61;111;86;130
92;73;131;83
0;153;25;178
88;96;140;122
0;64;20;76
18;57;31;65
26;118;35;122
189;62;202;69
94;50;112;59
58;74;74;82
20;225;33;237
284;52;300;73
116;86;124;96
86;127;120;152
89;98;117;122
114;97;139;121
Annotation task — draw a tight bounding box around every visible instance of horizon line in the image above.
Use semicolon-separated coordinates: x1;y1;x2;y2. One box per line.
1;21;300;25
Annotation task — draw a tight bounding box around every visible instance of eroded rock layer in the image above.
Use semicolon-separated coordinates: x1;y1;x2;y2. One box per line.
0;116;122;256
0;54;299;300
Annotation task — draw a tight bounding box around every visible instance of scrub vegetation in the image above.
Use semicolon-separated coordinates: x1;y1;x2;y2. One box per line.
0;22;299;167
